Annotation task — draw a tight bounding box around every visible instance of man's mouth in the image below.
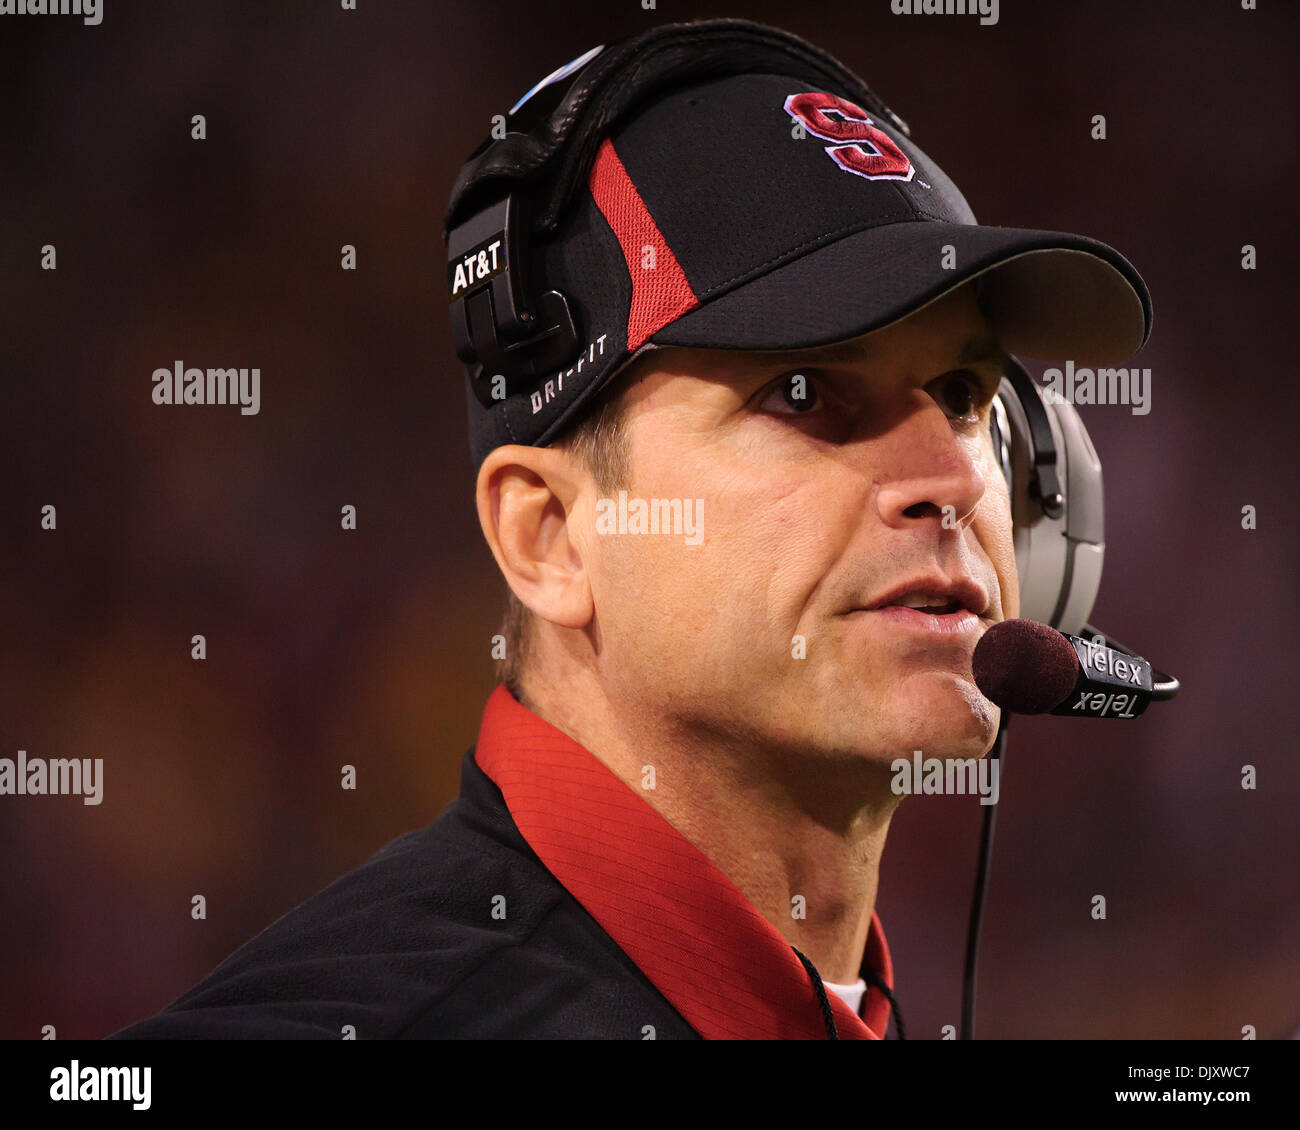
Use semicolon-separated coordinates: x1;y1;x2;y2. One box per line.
887;593;966;615
860;574;990;617
843;574;995;636
852;604;982;635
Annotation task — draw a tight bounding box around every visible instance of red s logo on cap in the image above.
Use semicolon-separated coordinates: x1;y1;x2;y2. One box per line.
784;92;915;182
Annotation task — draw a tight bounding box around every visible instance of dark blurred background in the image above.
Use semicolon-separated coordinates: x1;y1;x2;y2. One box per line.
2;0;1296;1040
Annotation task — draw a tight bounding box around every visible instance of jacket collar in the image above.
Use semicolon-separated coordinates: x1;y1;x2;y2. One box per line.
473;685;893;1040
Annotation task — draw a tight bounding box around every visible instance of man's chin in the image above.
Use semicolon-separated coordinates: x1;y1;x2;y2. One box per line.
879;671;999;759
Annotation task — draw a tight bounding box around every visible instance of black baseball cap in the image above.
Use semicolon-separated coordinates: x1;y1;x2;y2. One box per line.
455;35;1152;468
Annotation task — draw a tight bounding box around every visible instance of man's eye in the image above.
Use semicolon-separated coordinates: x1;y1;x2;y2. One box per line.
759;371;823;415
928;370;986;421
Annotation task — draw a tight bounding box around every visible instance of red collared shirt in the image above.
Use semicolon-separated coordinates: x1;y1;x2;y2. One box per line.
474;684;895;1040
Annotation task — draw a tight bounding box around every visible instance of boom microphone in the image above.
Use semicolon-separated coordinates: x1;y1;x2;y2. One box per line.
972;619;1180;719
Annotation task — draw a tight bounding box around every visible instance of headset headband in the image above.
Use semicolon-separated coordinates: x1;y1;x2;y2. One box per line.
443;18;910;243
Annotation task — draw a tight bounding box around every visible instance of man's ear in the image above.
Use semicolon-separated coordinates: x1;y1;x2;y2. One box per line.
475;445;594;632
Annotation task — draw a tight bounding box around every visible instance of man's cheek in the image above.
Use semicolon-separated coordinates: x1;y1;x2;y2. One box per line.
620;537;722;633
992;522;1019;619
1002;562;1020;620
976;491;1018;619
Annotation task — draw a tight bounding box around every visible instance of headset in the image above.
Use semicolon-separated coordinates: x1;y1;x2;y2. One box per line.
446;21;1102;636
446;19;1145;1040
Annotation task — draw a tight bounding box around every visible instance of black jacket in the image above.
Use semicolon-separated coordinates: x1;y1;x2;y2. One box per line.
108;747;699;1040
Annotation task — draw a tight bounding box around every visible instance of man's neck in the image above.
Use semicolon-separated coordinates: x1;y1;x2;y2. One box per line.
520;676;900;984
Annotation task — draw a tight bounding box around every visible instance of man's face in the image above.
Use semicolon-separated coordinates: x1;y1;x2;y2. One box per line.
578;282;1018;766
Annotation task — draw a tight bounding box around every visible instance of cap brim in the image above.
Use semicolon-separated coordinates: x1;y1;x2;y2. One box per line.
650;221;1151;365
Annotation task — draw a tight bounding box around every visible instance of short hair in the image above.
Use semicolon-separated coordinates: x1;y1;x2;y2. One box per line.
494;368;635;699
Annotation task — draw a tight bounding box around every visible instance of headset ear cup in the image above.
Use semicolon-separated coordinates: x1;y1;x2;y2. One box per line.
1043;394;1104;634
995;358;1105;633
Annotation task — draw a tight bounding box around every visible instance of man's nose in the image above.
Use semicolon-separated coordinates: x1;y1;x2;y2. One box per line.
872;399;987;530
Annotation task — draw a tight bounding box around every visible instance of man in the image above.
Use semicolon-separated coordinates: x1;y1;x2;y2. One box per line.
110;19;1149;1040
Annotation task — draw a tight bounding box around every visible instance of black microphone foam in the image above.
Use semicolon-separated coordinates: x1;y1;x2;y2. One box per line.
972;619;1080;714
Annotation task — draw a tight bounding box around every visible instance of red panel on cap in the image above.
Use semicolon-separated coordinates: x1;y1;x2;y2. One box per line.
589;138;699;350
